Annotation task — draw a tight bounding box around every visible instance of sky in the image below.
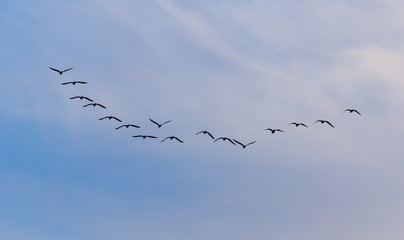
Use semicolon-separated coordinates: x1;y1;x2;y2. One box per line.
1;0;404;239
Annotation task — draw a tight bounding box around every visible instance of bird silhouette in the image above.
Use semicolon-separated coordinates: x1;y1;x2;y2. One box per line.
70;96;93;102
49;67;73;75
132;135;157;139
265;128;284;134
214;137;236;145
195;130;215;140
149;118;171;128
344;109;361;115
83;103;106;109
61;81;87;85
313;120;334;128
115;124;140;130
99;116;122;122
233;139;257;149
289;122;308;128
161;136;183;143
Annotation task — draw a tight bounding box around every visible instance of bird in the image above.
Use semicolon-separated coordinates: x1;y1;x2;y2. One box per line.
70;96;93;102
83;103;106;109
195;130;215;140
161;136;183;143
61;81;87;85
132;135;157;139
343;109;361;115
313;120;334;128
265;128;284;134
115;124;141;130
233;139;257;149
214;137;236;145
99;116;122;122
49;67;73;75
289;122;308;128
149;118;171;128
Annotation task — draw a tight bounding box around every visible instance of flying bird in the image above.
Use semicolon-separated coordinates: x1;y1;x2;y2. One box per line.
161;136;183;143
83;103;106;109
313;120;334;128
233;139;257;149
149;118;171;128
70;96;93;102
115;124;141;130
61;81;87;85
99;116;122;122
214;137;236;145
132;135;157;139
265;128;284;134
195;130;215;140
343;109;361;115
289;122;308;128
49;67;73;75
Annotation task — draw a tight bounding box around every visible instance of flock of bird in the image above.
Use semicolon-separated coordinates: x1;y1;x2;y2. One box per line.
50;67;362;149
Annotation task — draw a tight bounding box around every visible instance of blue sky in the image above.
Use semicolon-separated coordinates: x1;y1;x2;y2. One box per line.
2;0;404;239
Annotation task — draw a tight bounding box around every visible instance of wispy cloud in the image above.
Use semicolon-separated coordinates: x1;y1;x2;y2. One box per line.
154;0;292;82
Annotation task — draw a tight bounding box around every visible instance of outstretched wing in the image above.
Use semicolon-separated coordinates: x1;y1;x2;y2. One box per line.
161;120;172;125
112;117;122;122
246;141;257;146
70;96;79;99
313;120;321;125
161;137;169;142
195;131;204;135
61;82;72;85
147;136;157;139
300;123;308;128
275;129;284;133
62;67;73;72
129;124;140;128
115;125;125;130
173;137;183;143
232;139;243;147
149;118;159;126
226;138;236;145
98;117;107;120
83;97;93;102
353;109;361;115
83;103;92;107
206;131;215;140
49;67;62;74
96;103;106;109
325;121;334;128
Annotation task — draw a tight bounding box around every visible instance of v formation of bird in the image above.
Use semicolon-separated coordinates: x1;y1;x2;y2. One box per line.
51;67;362;149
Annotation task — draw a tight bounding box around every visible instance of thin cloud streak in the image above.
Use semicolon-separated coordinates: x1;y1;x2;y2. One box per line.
155;0;291;81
